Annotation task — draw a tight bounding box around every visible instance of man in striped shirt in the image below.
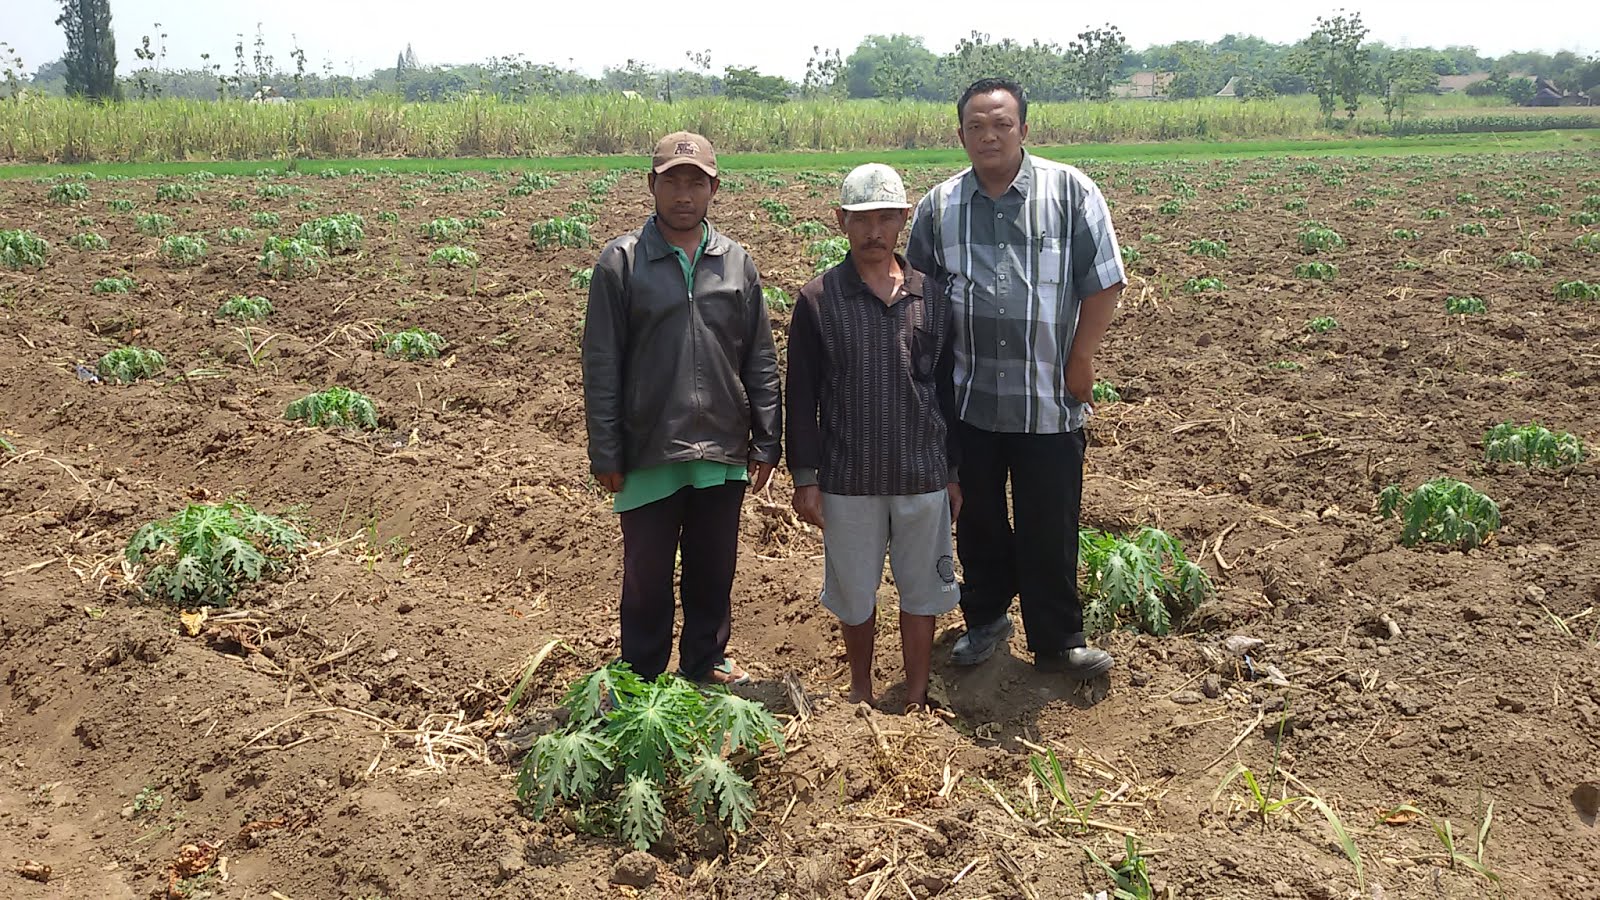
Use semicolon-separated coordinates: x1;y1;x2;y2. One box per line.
787;163;962;712
907;78;1126;680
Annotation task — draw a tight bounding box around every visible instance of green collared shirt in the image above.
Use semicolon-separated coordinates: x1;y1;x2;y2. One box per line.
612;222;749;514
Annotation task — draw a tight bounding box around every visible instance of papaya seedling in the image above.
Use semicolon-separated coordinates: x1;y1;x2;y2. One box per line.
1445;296;1486;315
1296;222;1344;254
296;213;365;253
378;328;445;361
92;276;135;293
1078;526;1212;636
508;172;557;196
135;213;174;236
218;295;273;321
757;198;793;225
807;236;850;273
48;182;90;204
96;347;166;383
421;217;468;242
529;217;593;249
155;182;197;202
125;500;304;607
1484;423;1584;468
285;387;378;430
0;229;49;269
259;236;328;279
1295;262;1337;281
516;663;783;852
1554;280;1600;301
69;232;109;251
1377;478;1500;549
1184;276;1225;293
160;234;209;266
428;246;480;268
761;286;792;313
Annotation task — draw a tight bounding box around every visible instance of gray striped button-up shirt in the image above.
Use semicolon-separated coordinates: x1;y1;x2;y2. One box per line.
907;151;1125;434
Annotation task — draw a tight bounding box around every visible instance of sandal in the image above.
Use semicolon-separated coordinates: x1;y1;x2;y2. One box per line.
684;658;752;686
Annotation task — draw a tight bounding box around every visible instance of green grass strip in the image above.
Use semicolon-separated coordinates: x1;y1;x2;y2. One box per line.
1;130;1593;180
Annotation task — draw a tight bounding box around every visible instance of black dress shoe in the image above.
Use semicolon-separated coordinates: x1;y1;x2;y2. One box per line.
948;615;1014;666
1035;646;1114;679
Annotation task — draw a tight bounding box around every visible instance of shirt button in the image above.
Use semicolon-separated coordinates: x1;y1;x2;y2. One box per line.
999;340;1007;347
998;308;1005;314
999;372;1007;378
999;242;1007;249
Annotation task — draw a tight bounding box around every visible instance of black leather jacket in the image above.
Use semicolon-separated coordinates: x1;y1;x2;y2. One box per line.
581;218;782;476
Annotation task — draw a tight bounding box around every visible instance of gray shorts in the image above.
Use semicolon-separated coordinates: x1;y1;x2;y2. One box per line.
820;490;960;627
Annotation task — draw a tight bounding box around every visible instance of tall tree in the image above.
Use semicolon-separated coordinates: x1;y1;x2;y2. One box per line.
1067;25;1129;102
722;66;791;103
843;35;938;100
56;0;121;100
1376;49;1439;123
801;46;845;99
1293;10;1369;124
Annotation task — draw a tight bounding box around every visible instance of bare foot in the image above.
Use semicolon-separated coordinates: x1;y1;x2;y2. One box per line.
848;689;875;706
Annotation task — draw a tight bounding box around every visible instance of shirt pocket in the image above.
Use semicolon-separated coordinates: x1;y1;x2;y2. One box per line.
1035;236;1066;285
909;326;938;381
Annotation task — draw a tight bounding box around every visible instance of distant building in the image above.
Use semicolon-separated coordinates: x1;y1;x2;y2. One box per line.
1113;71;1174;100
1532;77;1593;107
1215;76;1240;98
250;85;288;104
1438;71;1534;94
1437;72;1493;93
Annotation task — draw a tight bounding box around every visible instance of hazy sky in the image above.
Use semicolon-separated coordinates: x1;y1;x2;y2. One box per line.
7;0;1596;81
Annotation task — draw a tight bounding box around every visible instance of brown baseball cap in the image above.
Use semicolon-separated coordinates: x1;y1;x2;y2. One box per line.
652;131;717;178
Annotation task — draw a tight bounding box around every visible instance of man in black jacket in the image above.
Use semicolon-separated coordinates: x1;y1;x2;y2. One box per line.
581;131;782;684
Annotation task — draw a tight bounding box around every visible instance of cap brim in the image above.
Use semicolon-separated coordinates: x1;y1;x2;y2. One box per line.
840;201;911;211
653;157;717;177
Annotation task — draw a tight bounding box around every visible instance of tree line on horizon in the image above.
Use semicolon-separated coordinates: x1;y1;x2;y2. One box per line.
10;1;1599;121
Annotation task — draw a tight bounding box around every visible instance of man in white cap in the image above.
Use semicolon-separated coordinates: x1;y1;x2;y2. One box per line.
786;163;962;712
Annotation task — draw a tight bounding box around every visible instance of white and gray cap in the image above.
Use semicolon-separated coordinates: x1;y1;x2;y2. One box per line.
839;163;911;211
